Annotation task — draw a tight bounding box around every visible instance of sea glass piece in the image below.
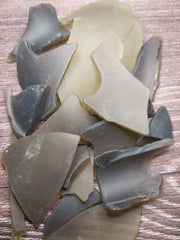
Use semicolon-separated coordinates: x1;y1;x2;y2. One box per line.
81;121;139;156
10;189;25;240
5;85;49;137
17;40;77;119
3;132;80;226
58;17;124;103
84;44;150;135
8;4;69;63
63;145;90;189
37;94;98;136
43;190;101;240
137;106;173;145
132;37;162;101
95;139;173;211
60;147;94;202
60;0;143;72
48;204;141;240
95;138;174;167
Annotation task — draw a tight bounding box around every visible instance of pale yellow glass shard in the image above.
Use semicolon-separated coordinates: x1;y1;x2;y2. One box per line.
60;0;143;72
58;17;124;103
60;147;94;202
84;44;150;136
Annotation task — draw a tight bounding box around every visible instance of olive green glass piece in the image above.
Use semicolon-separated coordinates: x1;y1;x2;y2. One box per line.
60;0;143;72
17;40;77;119
60;147;94;202
84;44;150;135
37;94;98;136
50;204;141;240
132;37;162;101
3;132;80;226
81;121;139;156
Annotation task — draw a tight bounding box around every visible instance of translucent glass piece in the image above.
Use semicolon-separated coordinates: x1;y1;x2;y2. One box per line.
84;44;150;135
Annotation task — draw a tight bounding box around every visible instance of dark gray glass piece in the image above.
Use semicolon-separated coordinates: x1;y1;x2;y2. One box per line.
43;190;101;240
5;85;49;137
63;145;90;189
8;4;69;63
132;37;162;101
95;139;173;211
137;106;173;145
81;121;139;156
16;40;77;119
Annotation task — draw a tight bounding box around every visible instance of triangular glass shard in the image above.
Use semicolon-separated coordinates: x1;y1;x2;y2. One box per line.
60;147;94;202
63;145;90;189
10;189;25;240
47;204;141;240
60;0;143;72
3;132;80;226
84;44;150;135
81;121;139;156
5;85;49;137
8;4;69;63
137;106;173;145
95;139;173;211
37;94;98;136
58;17;123;103
43;190;101;240
17;40;77;119
132;37;162;101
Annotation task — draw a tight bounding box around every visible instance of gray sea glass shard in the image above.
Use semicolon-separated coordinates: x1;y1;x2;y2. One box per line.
132;37;162;101
84;44;149;135
3;132;80;226
8;4;69;63
5;85;49;137
37;94;98;135
43;190;101;240
17;40;77;119
60;147;94;202
49;204;141;240
137;106;173;145
95;138;174;167
63;145;90;189
95;139;173;211
10;189;25;240
81;121;139;156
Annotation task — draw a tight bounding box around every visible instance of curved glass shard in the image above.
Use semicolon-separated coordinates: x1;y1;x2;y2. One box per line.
3;133;80;226
137;106;173;145
49;204;141;240
84;44;150;135
95;139;173;211
63;145;90;189
58;17;123;103
37;94;98;135
5;85;49;137
43;190;101;240
132;37;162;101
60;0;143;72
8;4;69;63
81;121;139;156
17;40;77;119
60;147;94;202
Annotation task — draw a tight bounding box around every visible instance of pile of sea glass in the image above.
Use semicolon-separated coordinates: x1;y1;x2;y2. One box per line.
2;1;174;239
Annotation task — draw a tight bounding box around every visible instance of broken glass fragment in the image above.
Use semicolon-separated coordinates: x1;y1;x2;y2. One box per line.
17;40;77;119
8;4;69;63
5;85;49;137
3;132;80;226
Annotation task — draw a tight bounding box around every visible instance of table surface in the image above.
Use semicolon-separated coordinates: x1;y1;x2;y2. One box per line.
0;0;180;239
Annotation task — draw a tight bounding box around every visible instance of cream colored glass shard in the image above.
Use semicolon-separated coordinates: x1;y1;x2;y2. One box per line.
58;17;123;103
84;44;149;136
60;147;94;202
60;0;142;72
